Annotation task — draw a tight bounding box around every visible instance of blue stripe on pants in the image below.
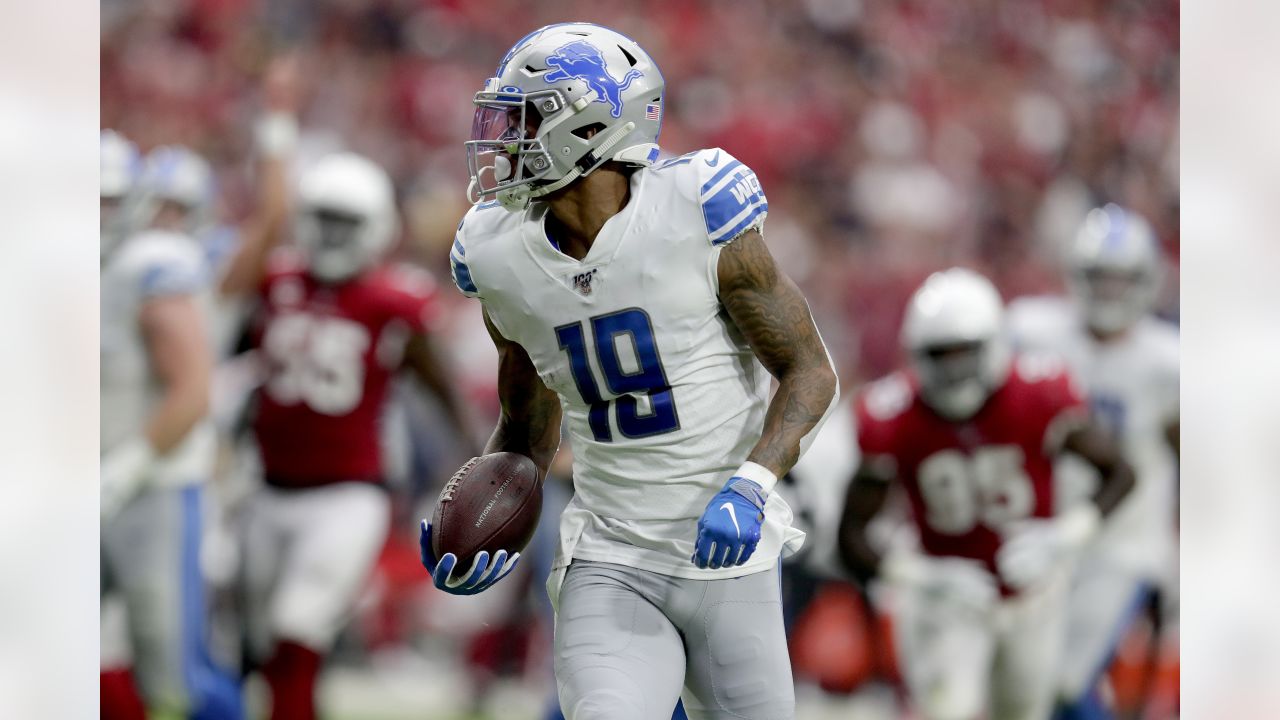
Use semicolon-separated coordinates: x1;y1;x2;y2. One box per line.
179;486;244;720
1055;583;1152;720
1087;584;1151;690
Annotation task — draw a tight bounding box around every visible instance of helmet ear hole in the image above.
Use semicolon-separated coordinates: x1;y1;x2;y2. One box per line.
571;122;608;140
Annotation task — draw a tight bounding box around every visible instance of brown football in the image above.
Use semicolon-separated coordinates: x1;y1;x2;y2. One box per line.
430;452;542;570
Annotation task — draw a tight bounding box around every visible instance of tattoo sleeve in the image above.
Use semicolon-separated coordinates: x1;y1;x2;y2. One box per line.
717;229;839;477
481;308;562;478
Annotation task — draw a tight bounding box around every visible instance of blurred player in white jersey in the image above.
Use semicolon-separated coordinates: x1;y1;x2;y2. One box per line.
216;93;476;713
1007;205;1179;720
129;143;253;355
838;269;1135;720
425;23;839;720
100;130;244;719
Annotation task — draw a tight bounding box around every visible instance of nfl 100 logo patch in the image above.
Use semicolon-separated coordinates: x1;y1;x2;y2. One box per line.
571;268;600;296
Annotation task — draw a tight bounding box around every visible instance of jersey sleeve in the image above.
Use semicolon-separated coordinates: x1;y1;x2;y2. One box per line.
1015;354;1090;454
449;216;481;299
692;148;768;246
854;375;911;480
383;265;440;334
135;240;207;298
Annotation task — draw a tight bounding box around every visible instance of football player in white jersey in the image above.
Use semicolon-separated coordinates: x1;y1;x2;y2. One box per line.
129;143;254;355
100;131;244;718
421;23;839;720
1007;204;1179;720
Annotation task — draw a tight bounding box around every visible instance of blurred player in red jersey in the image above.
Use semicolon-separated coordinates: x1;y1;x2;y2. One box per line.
217;62;475;720
837;268;1135;720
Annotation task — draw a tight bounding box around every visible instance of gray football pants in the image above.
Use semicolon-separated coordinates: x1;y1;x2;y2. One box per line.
554;560;795;720
100;484;243;718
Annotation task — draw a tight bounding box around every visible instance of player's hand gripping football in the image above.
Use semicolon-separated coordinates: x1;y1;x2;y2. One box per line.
997;504;1100;591
692;476;767;569
418;520;520;595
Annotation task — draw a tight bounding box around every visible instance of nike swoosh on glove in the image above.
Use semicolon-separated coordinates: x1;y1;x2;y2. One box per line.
996;504;1100;591
692;477;767;569
419;520;520;596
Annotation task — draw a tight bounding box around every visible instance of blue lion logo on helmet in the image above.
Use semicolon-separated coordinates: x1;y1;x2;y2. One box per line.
543;40;643;118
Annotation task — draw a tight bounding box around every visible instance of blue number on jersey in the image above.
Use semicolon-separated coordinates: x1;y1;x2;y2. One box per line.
555;308;680;442
1090;393;1127;439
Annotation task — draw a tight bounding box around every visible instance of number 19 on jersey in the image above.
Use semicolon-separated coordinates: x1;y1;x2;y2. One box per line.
555;307;680;442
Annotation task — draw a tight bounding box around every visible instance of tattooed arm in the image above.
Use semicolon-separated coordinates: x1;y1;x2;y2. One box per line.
481;308;562;478
718;229;839;478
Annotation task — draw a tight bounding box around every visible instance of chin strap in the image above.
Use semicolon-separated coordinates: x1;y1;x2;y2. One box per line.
493;121;638;212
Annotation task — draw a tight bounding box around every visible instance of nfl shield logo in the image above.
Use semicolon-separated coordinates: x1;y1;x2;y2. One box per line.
572;268;599;295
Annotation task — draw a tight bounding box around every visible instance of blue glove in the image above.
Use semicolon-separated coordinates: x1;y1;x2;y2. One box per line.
419;520;520;595
692;476;768;569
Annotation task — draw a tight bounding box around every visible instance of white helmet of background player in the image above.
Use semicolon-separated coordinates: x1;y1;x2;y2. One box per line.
1067;203;1163;334
295;152;398;283
101;129;140;258
902;268;1011;421
134;145;216;236
467;22;665;212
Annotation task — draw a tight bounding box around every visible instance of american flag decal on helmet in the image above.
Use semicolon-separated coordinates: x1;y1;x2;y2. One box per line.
646;102;661;121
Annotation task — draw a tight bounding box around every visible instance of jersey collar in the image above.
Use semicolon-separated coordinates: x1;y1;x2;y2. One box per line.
521;169;647;273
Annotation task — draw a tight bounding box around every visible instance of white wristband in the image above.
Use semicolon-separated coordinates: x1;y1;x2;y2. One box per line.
103;437;158;478
880;549;927;587
101;437;158;518
255;112;299;158
733;461;779;494
1058;503;1102;547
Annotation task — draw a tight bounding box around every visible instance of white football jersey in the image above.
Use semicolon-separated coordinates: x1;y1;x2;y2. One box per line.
452;148;806;588
199;224;249;357
1006;296;1178;577
101;231;216;486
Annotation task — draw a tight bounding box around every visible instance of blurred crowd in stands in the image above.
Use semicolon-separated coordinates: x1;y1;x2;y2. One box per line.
101;0;1179;384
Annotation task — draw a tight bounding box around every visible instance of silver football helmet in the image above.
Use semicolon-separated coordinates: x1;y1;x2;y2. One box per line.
1067;204;1163;334
132;145;216;236
901;268;1011;420
466;23;665;212
295;152;398;283
101;129;139;258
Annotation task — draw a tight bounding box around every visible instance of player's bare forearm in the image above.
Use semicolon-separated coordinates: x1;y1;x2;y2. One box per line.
1063;422;1136;517
718;229;838;476
837;467;892;585
141;295;212;454
219;151;289;297
405;332;482;456
482;309;562;477
220;58;299;297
